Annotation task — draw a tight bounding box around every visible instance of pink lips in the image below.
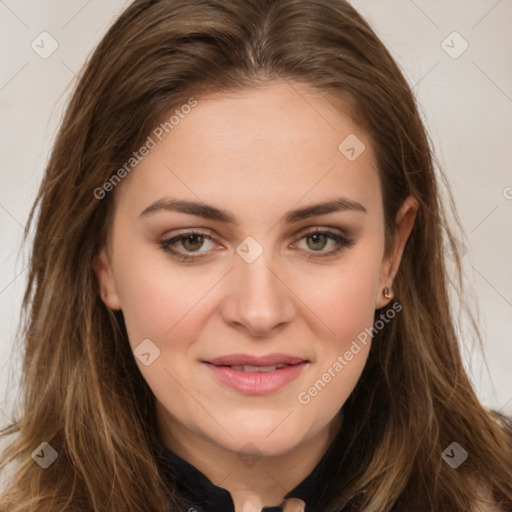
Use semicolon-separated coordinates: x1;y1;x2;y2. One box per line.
203;353;309;395
206;353;306;367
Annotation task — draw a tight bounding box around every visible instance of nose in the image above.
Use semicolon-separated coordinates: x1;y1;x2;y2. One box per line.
220;249;296;337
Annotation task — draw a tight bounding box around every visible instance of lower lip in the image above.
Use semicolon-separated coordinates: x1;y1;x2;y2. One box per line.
204;362;308;395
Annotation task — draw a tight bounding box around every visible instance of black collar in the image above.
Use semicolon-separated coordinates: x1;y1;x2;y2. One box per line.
156;440;340;512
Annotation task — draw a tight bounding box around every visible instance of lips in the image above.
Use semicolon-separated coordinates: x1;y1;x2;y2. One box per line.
202;353;309;394
205;353;307;367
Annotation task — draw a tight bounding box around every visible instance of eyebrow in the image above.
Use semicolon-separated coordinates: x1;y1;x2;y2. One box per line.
139;197;366;224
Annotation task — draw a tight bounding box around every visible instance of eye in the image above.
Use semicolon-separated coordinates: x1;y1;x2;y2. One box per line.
159;230;217;261
293;228;355;259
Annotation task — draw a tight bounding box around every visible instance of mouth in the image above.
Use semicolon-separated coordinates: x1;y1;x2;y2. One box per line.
223;363;291;372
204;353;308;367
206;361;302;373
202;354;309;395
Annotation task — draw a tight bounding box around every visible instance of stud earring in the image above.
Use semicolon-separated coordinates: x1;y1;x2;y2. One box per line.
383;286;394;300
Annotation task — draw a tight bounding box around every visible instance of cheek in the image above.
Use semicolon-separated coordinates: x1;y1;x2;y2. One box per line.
113;246;217;344
297;253;382;346
295;267;377;422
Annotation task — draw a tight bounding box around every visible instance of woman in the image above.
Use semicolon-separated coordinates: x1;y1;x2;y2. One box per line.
1;0;511;510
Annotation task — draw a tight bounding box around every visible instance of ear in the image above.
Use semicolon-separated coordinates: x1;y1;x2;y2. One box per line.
375;195;418;309
93;247;122;310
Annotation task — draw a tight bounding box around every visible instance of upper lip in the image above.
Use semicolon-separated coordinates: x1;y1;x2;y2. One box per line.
204;353;308;366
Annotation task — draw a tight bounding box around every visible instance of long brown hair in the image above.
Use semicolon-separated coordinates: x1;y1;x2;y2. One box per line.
1;0;511;510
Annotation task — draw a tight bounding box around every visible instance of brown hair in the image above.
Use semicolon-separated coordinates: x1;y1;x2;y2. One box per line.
1;0;511;510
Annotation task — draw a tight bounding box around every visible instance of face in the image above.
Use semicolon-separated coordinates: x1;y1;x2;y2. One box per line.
95;80;416;458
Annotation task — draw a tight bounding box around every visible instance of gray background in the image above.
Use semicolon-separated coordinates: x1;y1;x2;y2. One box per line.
1;0;511;429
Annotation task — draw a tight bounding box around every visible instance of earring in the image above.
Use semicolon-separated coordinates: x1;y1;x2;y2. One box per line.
383;286;394;300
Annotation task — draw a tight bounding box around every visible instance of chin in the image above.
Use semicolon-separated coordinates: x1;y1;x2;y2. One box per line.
214;425;307;458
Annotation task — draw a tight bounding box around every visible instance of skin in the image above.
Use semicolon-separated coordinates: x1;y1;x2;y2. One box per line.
95;80;417;511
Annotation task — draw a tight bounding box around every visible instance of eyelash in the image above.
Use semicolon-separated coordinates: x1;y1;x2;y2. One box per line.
158;228;355;262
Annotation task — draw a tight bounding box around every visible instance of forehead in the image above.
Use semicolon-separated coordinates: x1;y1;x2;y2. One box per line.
114;80;382;221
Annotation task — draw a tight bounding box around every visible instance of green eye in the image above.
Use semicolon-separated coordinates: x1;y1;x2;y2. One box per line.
306;233;330;251
296;229;355;259
159;231;215;261
180;234;206;252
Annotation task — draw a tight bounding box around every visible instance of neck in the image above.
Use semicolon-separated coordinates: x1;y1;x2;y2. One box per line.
158;411;344;512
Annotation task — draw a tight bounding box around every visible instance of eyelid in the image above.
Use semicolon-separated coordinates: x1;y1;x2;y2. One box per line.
162;227;215;237
162;225;350;242
293;225;349;239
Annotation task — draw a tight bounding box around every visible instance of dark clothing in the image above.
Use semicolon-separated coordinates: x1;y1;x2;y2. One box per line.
156;442;327;511
155;431;358;512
